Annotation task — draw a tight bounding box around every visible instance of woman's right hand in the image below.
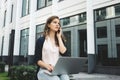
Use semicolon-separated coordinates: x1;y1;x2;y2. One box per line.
45;64;54;72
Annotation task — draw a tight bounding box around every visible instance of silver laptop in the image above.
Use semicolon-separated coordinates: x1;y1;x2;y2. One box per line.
44;57;87;75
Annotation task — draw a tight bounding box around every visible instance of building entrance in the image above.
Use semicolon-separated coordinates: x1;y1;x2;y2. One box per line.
95;18;120;66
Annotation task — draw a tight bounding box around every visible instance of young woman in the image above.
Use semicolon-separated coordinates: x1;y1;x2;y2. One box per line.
34;16;70;80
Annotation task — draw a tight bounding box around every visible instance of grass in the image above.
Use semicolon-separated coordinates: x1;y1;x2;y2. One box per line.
0;72;10;80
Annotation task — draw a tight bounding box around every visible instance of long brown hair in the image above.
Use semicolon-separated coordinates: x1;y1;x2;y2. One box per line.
43;16;66;46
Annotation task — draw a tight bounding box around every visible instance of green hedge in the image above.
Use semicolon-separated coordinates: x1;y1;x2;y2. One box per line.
0;62;5;73
10;65;37;80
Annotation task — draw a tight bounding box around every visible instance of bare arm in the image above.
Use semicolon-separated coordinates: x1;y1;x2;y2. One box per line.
57;28;67;54
58;36;66;54
37;60;53;72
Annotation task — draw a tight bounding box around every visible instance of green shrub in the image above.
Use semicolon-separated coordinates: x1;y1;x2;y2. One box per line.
10;65;37;80
0;62;5;73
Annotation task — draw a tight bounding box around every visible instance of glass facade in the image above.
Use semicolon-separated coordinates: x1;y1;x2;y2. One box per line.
60;13;86;26
60;13;87;57
95;4;120;21
95;4;120;66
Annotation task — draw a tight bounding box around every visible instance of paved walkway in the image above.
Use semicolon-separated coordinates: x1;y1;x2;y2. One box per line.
70;72;120;80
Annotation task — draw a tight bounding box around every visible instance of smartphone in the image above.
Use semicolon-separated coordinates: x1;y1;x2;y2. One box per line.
57;29;60;33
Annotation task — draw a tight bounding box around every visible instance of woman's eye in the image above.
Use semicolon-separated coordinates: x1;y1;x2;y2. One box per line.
53;21;57;24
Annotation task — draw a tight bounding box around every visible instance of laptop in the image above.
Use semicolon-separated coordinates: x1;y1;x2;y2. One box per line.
44;57;87;75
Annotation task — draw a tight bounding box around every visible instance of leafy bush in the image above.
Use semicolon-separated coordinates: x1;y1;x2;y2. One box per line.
0;61;5;73
10;65;37;80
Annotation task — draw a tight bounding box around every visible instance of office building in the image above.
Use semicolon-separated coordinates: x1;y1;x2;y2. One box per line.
0;0;120;74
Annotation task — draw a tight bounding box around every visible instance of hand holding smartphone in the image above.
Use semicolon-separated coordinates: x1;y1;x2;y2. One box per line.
56;27;62;38
57;29;60;33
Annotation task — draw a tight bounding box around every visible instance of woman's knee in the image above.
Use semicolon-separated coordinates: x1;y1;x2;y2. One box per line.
52;76;60;80
60;74;70;80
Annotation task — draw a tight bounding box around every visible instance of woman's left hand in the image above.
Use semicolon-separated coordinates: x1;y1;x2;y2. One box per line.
57;28;62;38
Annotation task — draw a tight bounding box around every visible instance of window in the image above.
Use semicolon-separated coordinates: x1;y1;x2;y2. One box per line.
3;10;6;27
37;0;45;9
10;5;14;23
22;0;30;17
20;28;29;57
36;24;45;40
46;0;52;6
70;15;79;24
115;25;120;37
37;0;52;10
79;12;86;23
61;17;70;26
97;27;107;38
95;8;106;21
115;4;120;16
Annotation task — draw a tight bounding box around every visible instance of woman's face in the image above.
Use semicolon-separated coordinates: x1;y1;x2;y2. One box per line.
48;18;60;32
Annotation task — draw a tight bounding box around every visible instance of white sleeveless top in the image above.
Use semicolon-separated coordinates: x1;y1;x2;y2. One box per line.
42;37;59;66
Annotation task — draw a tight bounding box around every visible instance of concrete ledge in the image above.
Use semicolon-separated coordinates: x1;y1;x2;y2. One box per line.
69;72;120;80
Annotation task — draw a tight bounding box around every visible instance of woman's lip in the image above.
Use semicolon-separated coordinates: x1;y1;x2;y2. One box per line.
55;27;59;29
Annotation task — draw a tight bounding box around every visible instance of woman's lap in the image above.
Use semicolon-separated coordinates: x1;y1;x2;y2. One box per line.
37;69;69;80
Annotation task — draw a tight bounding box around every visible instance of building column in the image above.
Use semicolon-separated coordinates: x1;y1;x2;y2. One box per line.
28;0;37;65
87;0;96;73
2;0;12;63
13;0;22;65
